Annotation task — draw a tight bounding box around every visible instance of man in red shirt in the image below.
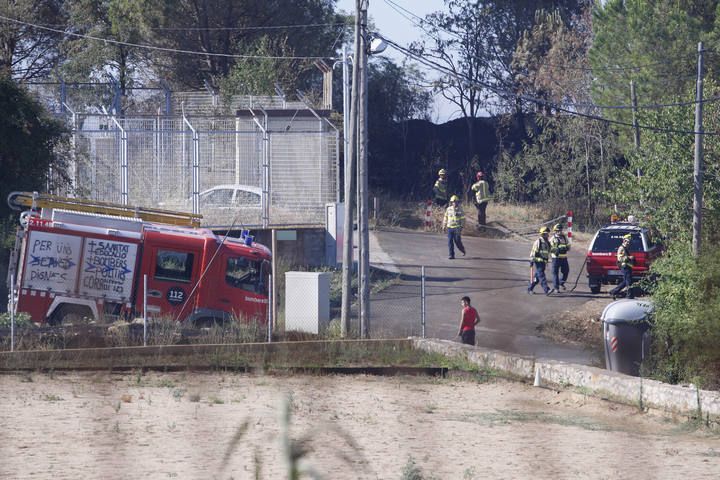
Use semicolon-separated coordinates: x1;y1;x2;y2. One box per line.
457;296;480;345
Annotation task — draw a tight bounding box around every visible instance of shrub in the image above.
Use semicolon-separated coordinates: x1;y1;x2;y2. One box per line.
647;243;720;388
0;311;33;328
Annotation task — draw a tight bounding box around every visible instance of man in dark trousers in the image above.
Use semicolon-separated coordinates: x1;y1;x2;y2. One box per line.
528;226;552;295
610;234;635;300
550;223;570;291
442;195;466;259
457;296;480;345
470;171;490;226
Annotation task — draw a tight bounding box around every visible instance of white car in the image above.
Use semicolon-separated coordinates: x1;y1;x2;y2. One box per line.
196;185;262;209
159;185;262;210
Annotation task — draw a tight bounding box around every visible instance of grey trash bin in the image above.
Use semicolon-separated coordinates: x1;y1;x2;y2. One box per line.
601;299;654;376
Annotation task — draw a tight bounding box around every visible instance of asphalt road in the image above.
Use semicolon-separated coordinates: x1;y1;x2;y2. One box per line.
369;228;605;366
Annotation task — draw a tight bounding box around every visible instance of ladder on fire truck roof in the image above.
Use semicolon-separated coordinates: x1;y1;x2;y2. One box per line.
7;191;203;228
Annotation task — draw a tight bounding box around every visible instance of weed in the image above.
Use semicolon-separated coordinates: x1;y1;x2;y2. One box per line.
192;316;265;345
41;394;63;402
188;393;201;403
209;396;224;405
113;401;121;413
464;410;617;433
172;388;185;401
401;456;431;480
157;378;176;388
463;467;478;479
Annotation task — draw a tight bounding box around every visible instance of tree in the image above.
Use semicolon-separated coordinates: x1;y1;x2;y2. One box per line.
414;0;583;165
366;58;432;191
0;0;66;80
495;7;622;221
0;77;69;227
589;0;718;137
61;0;164;107
160;0;344;90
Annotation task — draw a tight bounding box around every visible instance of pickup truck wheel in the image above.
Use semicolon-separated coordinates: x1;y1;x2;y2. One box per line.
590;285;601;294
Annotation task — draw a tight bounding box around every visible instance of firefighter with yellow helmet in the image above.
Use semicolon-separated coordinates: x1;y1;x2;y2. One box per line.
470;171;490;226
443;194;466;259
610;233;635;300
528;226;552;295
550;223;570;291
433;168;449;206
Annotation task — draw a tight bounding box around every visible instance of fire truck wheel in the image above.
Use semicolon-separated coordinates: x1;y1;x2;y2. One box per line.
48;305;94;326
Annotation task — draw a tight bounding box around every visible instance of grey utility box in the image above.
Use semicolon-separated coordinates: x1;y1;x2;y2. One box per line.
601;299;654;376
284;271;332;334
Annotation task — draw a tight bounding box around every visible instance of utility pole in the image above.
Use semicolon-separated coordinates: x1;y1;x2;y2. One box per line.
630;80;640;150
358;0;370;338
341;13;361;336
630;81;642;197
692;42;704;258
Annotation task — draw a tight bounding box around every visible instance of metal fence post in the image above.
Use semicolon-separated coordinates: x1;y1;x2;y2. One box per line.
10;274;15;352
183;113;199;214
267;274;273;343
421;266;426;338
143;274;148;347
106;112;128;204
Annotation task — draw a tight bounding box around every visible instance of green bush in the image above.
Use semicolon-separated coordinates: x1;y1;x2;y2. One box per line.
0;311;33;328
648;243;720;388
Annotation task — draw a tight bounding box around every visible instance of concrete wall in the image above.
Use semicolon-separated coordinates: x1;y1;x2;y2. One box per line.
412;338;720;423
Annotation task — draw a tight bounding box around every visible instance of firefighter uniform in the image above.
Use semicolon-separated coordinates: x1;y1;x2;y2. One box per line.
610;234;635;299
529;227;552;295
433;169;449;206
443;196;466;259
550;224;570;290
471;171;490;225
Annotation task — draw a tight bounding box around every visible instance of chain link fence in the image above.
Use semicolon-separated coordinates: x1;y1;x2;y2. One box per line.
25;83;338;229
64;111;337;228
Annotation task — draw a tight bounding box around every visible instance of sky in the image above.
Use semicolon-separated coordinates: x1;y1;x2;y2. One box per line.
335;0;458;123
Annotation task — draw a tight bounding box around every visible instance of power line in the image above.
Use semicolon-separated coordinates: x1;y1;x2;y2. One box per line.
151;22;348;32
383;36;720;136
0;14;336;60
381;0;698;78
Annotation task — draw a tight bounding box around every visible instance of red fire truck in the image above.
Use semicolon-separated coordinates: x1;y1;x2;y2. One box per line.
6;192;271;325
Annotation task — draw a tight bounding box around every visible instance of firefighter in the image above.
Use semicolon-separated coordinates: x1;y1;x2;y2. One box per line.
470;171;490;226
610;233;635;300
433;168;449;206
443;195;466;259
550;223;570;291
528;226;552;295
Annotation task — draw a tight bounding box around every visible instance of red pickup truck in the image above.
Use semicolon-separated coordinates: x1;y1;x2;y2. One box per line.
586;223;663;294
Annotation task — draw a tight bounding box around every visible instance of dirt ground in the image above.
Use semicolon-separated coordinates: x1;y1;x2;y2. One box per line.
538;298;607;351
1;371;718;480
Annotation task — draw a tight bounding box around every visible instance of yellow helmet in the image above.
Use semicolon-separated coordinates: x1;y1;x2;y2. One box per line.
539;226;550;234
623;233;632;240
553;223;563;231
438;168;447;176
450;195;460;202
